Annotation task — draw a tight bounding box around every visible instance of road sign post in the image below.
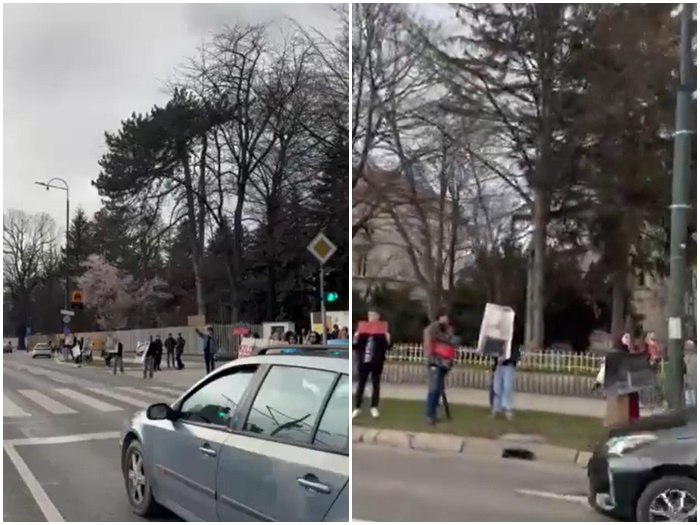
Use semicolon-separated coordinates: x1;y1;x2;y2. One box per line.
307;232;338;344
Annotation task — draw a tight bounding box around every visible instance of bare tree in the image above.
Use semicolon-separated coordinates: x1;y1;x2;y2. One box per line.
3;210;59;347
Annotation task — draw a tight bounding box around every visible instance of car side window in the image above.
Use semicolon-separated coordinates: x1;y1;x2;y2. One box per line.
313;374;349;451
179;367;257;427
243;366;336;445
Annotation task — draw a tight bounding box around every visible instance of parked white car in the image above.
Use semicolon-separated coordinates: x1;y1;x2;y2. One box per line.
31;343;52;358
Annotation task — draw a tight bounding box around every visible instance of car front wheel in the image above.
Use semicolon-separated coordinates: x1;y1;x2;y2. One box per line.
636;476;697;522
123;440;162;517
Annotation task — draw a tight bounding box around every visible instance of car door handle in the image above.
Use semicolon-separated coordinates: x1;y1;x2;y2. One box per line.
199;444;217;457
297;477;331;494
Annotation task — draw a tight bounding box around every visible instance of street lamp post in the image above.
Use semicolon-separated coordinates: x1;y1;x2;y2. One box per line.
35;178;70;330
666;3;694;410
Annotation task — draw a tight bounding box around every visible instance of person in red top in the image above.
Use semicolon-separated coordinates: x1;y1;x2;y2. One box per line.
423;310;460;425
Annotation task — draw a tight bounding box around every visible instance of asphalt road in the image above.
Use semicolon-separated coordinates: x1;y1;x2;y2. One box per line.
352;444;611;522
2;352;203;522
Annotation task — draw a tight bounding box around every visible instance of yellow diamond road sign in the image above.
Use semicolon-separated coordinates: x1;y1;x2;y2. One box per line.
307;232;337;265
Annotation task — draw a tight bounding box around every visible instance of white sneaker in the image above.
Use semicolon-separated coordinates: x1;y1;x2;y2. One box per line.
370;407;380;418
352;409;362;419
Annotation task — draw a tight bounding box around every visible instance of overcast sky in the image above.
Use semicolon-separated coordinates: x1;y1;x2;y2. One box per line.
3;3;341;231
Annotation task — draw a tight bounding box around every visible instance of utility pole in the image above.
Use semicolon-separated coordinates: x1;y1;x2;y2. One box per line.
666;3;694;410
35;178;71;334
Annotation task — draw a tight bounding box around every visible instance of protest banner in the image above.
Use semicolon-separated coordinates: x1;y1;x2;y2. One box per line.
603;352;655;397
356;321;388;335
238;338;278;358
476;303;515;358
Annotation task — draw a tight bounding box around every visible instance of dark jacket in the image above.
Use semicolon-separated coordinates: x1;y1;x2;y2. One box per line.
146;341;157;357
176;336;185;353
492;345;521;368
154;339;163;355
165;337;176;352
353;333;390;365
116;342;123;357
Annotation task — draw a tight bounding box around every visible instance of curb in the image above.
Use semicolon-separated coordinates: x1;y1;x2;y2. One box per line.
353;426;592;468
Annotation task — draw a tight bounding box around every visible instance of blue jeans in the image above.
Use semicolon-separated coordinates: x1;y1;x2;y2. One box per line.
426;366;447;420
492;363;515;414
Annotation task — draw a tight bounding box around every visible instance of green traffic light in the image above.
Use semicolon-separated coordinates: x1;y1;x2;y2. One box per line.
326;292;338;302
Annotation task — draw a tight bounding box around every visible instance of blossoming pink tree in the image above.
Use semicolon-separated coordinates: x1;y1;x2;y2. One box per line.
76;255;170;330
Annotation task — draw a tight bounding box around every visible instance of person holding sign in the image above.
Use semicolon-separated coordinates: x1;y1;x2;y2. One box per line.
423;310;460;425
352;311;390;419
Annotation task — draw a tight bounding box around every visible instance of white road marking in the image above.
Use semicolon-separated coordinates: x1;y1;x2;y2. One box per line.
515;488;589;505
120;385;182;398
4;443;64;521
6;430;121;447
4;395;30;418
54;388;122;412
144;385;183;397
18;390;77;415
88;388;149;408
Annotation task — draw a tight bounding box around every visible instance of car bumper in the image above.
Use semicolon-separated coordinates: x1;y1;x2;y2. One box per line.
587;451;649;520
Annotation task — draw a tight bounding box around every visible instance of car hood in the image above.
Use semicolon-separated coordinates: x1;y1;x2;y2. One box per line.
608;407;696;438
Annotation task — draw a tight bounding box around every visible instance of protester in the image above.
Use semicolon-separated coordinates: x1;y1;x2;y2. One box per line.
423;310;459;425
285;331;299;344
353;311;390;419
195;326;217;374
144;336;156;379
338;327;349;340
491;343;520;420
175;333;186;370
164;333;177;368
112;337;124;375
307;331;321;345
684;339;697;407
617;332;641;422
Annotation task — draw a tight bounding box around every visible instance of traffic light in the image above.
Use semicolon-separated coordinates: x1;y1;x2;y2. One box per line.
325;292;338;303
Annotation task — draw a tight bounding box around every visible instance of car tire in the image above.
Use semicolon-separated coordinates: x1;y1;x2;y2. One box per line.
122;440;162;518
635;475;697;522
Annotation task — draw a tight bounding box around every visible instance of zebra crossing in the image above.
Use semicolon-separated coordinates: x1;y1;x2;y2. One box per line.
3;384;184;419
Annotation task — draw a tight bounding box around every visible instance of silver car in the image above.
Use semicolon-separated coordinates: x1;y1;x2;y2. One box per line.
120;344;349;521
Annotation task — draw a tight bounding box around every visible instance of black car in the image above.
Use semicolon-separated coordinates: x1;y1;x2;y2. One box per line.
588;407;697;521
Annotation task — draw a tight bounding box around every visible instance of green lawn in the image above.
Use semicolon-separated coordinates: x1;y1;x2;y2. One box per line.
354;398;607;451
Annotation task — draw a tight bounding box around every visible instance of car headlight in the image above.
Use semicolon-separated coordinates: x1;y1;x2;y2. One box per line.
606;433;657;456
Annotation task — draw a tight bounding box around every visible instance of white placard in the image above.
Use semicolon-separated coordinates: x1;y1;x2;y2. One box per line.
477;303;515;359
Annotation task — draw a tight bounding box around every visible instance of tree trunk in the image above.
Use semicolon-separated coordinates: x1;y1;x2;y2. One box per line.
229;184;246;323
178;147;206;318
530;190;548;350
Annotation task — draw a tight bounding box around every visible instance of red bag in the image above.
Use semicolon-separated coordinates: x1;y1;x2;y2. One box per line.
434;342;455;360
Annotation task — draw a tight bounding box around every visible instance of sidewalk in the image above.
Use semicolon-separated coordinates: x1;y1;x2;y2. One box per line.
372;384;620;419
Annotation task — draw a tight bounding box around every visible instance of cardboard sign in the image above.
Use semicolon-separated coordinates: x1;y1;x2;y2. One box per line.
238;338;278;359
477;303;515;359
603;352;655;397
356;321;388;335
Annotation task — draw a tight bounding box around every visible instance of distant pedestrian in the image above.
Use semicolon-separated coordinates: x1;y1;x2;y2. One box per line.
423;310;459;425
164;333;176;368
112;337;124;375
175;333;186;370
684;340;697;407
143;336;156;379
153;335;164;371
195;326;216;374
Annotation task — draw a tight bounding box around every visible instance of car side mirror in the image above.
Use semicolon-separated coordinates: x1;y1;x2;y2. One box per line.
146;403;174;421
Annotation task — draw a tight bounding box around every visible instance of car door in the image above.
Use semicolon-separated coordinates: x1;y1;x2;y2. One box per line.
149;365;258;521
216;366;349;522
